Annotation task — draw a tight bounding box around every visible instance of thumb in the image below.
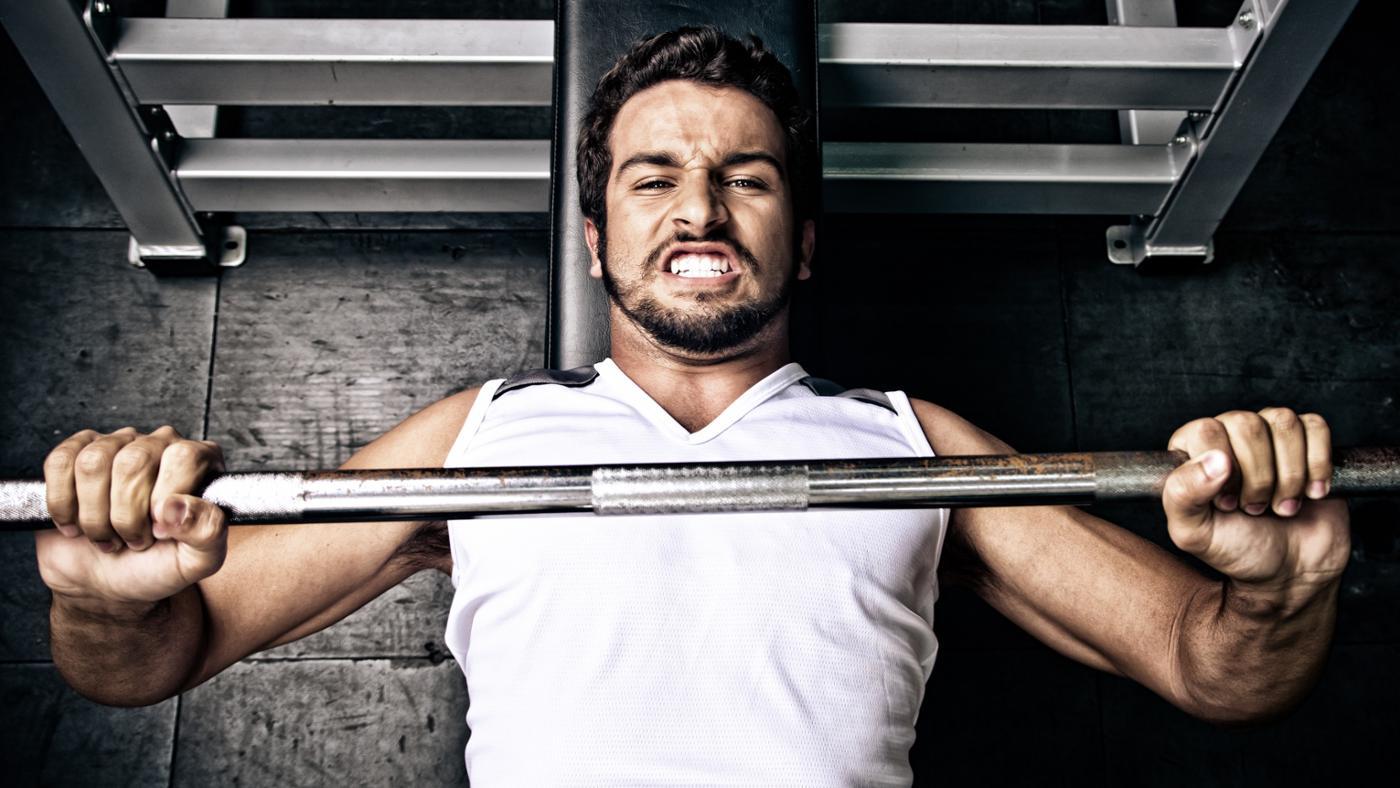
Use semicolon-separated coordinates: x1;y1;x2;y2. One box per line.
153;494;228;582
1162;449;1231;553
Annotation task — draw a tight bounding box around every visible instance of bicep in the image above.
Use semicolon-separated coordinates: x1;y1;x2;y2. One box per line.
913;398;1210;692
184;388;479;688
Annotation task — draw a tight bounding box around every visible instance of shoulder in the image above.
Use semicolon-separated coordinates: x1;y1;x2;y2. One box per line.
345;387;482;471
907;397;1016;456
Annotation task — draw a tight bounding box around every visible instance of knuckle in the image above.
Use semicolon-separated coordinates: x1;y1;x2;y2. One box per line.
113;444;156;475
1258;407;1299;430
74;444;113;475
1231;414;1269;442
1300;412;1330;432
163;440;206;467
43;449;75;477
1190;418;1230;443
151;424;181;438
1185;417;1218;435
1213;411;1253;435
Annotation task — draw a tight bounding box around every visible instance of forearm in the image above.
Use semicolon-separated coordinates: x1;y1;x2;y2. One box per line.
49;585;207;707
1172;575;1341;724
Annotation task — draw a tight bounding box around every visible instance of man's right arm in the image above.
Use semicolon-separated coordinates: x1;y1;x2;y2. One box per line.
37;387;480;707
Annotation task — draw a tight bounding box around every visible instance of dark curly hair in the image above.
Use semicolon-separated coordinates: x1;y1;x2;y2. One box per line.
576;25;815;231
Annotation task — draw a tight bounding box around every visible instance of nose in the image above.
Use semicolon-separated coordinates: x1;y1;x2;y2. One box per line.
670;174;728;234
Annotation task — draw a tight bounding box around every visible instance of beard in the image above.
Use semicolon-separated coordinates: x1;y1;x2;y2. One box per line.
598;228;796;356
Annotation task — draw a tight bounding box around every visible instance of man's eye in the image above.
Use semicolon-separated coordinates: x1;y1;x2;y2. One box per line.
727;178;767;190
637;180;673;191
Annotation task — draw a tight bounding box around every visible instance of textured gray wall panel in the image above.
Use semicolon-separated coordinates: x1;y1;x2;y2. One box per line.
1064;232;1400;453
0;534;48;661
206;231;547;471
0;231;216;474
174;659;469;786
0;664;177;787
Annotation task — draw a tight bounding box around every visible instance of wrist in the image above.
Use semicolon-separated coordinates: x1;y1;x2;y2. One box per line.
1222;573;1341;623
53;592;167;625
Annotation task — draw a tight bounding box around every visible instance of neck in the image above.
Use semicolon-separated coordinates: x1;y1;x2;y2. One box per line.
607;308;794;433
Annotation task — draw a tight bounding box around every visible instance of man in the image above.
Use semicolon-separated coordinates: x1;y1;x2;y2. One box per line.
36;27;1348;785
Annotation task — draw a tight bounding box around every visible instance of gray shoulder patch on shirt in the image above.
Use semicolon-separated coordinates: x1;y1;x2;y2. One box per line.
492;365;599;400
797;376;896;413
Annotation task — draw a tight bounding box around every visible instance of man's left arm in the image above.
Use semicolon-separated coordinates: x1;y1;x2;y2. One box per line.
912;400;1349;724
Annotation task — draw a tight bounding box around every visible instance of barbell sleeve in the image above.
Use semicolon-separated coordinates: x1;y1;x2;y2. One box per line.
1;447;1396;530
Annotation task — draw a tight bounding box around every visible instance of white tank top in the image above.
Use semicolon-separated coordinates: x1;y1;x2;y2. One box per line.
443;358;949;787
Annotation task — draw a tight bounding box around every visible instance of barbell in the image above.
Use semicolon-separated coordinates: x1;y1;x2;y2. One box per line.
1;447;1396;530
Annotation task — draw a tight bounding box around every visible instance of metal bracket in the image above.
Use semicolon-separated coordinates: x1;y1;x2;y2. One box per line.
1107;119;1212;267
120;103;243;273
128;224;246;273
1106;221;1214;268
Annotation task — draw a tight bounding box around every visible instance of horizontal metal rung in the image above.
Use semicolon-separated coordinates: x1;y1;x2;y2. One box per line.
176;139;552;212
822;142;1186;214
113;18;1242;110
173;139;1186;215
820;22;1242;110
114;18;555;106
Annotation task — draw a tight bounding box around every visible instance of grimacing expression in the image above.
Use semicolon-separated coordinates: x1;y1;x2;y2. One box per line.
585;80;814;357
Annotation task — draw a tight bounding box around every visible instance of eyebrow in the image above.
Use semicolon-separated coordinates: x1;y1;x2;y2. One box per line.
614;150;786;179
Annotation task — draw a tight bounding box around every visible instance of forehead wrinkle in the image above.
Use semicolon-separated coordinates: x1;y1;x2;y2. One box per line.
609;82;786;180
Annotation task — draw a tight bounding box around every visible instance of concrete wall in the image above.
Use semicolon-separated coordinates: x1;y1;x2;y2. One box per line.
2;1;1397;785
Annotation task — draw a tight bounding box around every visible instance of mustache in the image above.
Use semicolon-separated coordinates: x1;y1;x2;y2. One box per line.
642;230;761;273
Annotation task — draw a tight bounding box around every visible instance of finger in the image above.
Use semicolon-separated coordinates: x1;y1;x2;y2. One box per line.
1167;417;1240;512
1162;449;1232;554
109;432;177;550
73;429;139;551
155;495;229;584
1214;411;1275;516
1258;407;1306;517
44;429;100;537
1300;413;1333;500
150;440;224;532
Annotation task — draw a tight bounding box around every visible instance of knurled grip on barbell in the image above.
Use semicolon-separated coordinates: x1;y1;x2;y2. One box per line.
590;464;810;515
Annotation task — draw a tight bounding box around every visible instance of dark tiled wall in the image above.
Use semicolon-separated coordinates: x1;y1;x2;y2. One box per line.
2;1;1396;786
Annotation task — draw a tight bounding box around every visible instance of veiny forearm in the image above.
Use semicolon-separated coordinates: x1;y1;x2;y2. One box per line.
49;586;207;707
1172;576;1341;724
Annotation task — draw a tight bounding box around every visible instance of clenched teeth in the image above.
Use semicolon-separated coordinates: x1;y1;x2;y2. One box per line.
669;254;732;278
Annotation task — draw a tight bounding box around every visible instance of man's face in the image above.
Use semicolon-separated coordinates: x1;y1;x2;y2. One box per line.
584;80;815;358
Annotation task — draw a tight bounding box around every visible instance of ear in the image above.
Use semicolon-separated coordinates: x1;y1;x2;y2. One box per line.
797;219;815;281
584;218;603;279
